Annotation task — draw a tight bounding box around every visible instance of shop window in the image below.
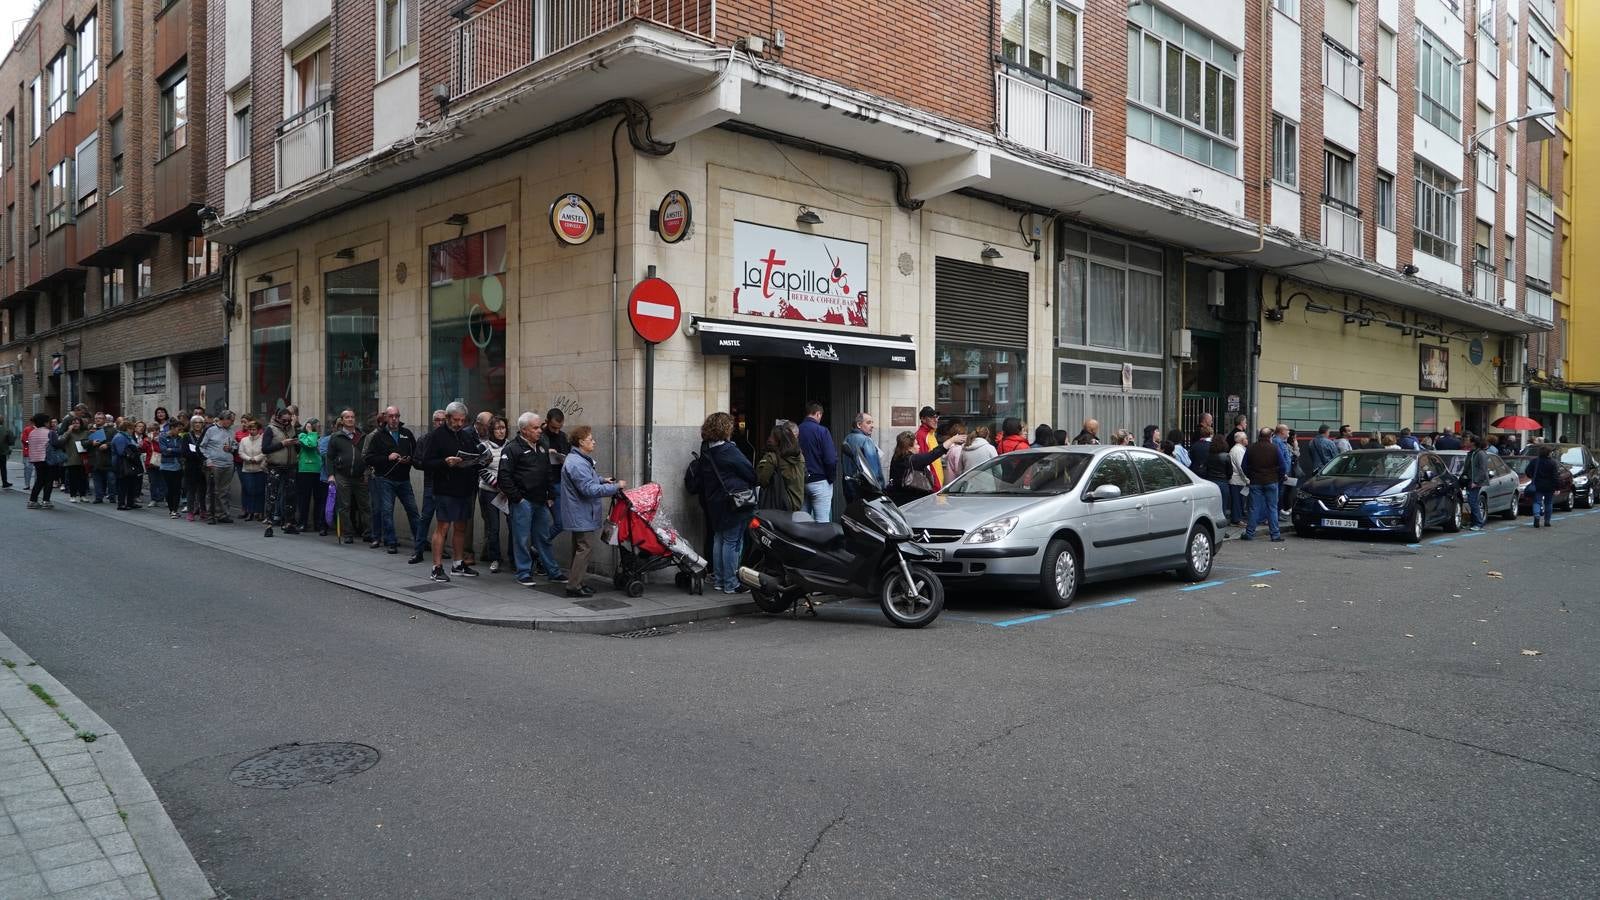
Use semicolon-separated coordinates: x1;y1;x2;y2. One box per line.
326;260;381;426
1359;392;1401;434
428;227;507;415
1278;385;1342;433
934;344;1028;432
249;282;293;417
1413;398;1439;432
1058;227;1163;356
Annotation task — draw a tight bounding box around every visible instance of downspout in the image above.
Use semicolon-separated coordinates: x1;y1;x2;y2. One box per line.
611;118;626;475
221;247;239;412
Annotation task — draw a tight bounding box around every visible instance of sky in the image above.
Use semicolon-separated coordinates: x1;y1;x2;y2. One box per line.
0;0;39;62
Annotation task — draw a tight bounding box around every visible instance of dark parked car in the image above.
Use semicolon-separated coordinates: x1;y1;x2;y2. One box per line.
1291;450;1461;542
1548;444;1598;508
1505;455;1577;513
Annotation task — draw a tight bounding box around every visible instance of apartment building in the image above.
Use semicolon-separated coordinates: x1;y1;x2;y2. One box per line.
0;0;226;433
201;0;1557;509
1564;0;1597;444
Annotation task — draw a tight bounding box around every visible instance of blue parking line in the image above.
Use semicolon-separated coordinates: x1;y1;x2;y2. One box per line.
1429;537;1455;544
1458;531;1487;538
1180;569;1281;592
992;597;1137;628
1495;525;1517;532
1180;580;1224;592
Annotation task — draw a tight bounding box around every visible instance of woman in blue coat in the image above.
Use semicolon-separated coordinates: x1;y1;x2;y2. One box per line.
687;412;758;593
559;425;626;598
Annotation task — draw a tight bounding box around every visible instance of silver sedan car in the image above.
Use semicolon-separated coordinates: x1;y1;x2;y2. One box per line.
901;445;1226;608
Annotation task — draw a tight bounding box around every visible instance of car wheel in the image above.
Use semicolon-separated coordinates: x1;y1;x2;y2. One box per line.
1502;495;1518;520
1443;498;1463;533
1035;538;1079;610
1561;489;1575;512
1175;526;1214;582
1406;505;1425;543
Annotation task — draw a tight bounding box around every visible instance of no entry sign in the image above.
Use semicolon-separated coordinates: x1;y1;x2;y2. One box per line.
628;277;681;344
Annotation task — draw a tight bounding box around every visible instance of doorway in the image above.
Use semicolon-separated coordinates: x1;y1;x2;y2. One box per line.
729;357;865;459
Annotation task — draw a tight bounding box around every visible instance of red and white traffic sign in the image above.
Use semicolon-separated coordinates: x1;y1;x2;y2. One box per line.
628;277;681;344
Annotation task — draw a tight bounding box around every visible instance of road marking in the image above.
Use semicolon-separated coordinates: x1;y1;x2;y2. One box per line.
992;597;1137;628
1180;580;1224;592
1458;531;1487;539
1180;568;1281;592
1429;537;1455;544
1495;526;1517;532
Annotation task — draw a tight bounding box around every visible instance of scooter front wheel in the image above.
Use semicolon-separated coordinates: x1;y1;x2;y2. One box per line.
880;564;945;628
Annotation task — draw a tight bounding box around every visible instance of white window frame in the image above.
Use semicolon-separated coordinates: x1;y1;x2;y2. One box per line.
1413;160;1459;261
1056;226;1166;358
77;15;98;93
1323;144;1357;208
1476;7;1498;69
1124;4;1240;175
1272;0;1297;19
74;133;97;213
287;33;333;118
1524;218;1553;286
1378;26;1396;84
1475;148;1498;191
379;0;419;78
1271;115;1298;188
45;51;71;124
29;78;40;141
228;85;252;164
1376;170;1395;230
1001;0;1082;87
1415;25;1462;138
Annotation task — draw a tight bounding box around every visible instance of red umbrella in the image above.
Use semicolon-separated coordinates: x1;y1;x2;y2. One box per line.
1490;415;1542;431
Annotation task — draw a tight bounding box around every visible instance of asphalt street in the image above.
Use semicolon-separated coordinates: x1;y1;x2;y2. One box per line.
1;493;1596;898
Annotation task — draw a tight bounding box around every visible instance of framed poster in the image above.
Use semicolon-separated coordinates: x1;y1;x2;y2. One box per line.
1419;345;1449;393
732;220;869;327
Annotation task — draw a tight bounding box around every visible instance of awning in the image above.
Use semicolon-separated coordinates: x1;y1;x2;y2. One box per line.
693;317;917;370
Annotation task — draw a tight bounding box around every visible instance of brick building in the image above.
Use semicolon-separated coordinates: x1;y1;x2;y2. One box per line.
0;0;225;434
193;0;1559;531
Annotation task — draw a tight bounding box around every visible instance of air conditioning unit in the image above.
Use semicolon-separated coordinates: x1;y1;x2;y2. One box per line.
1171;328;1193;360
1207;270;1225;308
1498;336;1523;386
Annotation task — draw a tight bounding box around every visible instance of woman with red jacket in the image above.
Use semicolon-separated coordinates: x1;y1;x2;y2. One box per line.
996;417;1031;454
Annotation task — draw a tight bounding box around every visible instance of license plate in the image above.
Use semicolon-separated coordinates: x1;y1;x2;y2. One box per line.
923;548;944;562
1323;518;1359;529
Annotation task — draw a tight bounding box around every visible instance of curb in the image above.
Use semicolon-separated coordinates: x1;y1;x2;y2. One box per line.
0;629;216;900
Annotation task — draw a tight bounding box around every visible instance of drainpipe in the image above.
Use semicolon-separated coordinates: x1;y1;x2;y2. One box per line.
610;118;626;476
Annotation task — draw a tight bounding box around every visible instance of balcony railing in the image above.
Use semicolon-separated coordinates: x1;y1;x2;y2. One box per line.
1526;183;1555;224
1526;288;1553;322
996;72;1093;167
1322;39;1363;106
275;98;333;192
451;0;714;99
1473;263;1497;303
1320;201;1362;257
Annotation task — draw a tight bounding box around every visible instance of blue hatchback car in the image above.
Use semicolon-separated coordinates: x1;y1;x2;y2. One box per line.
1291;450;1462;543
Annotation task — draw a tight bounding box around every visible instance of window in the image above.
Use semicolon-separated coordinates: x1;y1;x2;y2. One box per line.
1271;115;1298;188
428;227;507;414
380;0;418;77
1413;398;1438;432
111;0;124;56
77;15;97;92
1504;234;1516;284
104;268;125;308
1525;287;1552;322
108;115;124;190
136;258;151;297
1001;0;1079;85
1359;393;1401;433
1379;26;1397;84
250;282;293;416
46;160;72;231
1278;386;1342;433
325;261;381;427
1415;25;1462;137
1473;220;1493;266
1;112;10;170
46;51;70;123
28;183;39;243
1413;160;1458;260
132;359;165;395
29;78;40;140
1323;37;1363;106
75;134;97;213
1057;227;1164;355
1086;452;1141;496
159;69;187;157
228;86;251;163
1125;3;1238;173
1525;219;1553;285
1131;451;1188;492
1528;23;1555;90
289;39;333;116
1325;0;1357;50
1475;147;1497;190
1376;171;1395;229
185;236;217;281
1272;0;1297;17
1323;144;1357;207
1476;9;1498;68
935;344;1029;425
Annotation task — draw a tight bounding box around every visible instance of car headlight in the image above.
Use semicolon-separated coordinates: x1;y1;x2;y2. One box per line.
1370;495;1409;507
1575;475;1590;487
966;516;1020;544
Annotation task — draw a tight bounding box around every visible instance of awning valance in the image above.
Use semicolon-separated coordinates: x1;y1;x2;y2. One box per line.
693;317;917;370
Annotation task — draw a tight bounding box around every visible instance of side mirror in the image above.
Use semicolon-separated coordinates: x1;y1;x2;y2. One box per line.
1089;484;1122;501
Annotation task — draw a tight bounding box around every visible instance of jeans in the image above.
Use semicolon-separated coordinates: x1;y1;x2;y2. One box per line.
1245;482;1281;539
92;469;111;502
1466;486;1486;528
478;491;504;563
206;466;234;520
712;524;744;591
239;471;266;515
804;480;833;522
511;499;566;580
545;493;564;545
29;462;52;503
1531;489;1554;525
148;466;166;503
371;477;423;548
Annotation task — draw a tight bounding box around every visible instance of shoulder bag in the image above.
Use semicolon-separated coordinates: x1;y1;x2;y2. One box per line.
706;450;757;514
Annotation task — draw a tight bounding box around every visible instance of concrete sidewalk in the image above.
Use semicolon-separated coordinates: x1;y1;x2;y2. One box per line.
0;629;213;899
2;461;752;633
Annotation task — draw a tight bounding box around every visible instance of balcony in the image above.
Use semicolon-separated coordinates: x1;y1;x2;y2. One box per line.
1473;263;1497;303
1526;183;1555;224
1322;39;1363;106
275;98;333;192
1526;288;1553;323
451;0;715;100
1320;201;1362;257
996;72;1093;167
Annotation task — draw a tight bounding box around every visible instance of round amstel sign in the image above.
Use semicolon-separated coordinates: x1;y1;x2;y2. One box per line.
550;194;597;245
628;277;681;344
657;190;692;244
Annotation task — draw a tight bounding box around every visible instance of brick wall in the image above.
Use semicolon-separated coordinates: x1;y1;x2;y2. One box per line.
334;0;377;166
1080;0;1128;175
249;0;283;200
1394;0;1417;269
1298;0;1327;242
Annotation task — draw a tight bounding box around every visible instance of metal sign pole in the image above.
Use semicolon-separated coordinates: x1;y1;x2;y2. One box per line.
643;341;655;486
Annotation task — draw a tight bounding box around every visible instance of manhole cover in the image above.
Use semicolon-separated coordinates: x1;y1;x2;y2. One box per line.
229;742;381;789
610;627;672;638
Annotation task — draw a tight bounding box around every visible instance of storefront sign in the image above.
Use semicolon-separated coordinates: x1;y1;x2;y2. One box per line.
732;221;868;327
694;317;914;370
1539;390;1572;414
1419;345;1449;393
1573;394;1593;416
892;407;916;427
549;194;598;246
654;191;692;244
1468;338;1485;366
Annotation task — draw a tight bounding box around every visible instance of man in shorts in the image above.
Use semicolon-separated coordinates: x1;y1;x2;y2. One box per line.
418;401;486;582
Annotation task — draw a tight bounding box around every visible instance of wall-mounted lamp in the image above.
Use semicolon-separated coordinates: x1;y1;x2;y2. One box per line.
335;248;356;261
253;274;274;285
1400;264;1420;277
981;244;1003;260
446;213;469;227
796;206;823;226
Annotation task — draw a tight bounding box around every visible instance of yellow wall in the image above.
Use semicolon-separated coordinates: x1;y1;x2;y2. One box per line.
1257;276;1513;433
1569;0;1600;385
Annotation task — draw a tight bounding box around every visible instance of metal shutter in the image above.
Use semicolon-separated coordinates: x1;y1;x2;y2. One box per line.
935;258;1029;347
178;348;225;383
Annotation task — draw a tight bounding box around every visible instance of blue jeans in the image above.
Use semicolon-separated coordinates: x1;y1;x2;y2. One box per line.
238;471;266;515
93;469;111;501
148;467;166;503
804;480;833;522
1245;482;1281;539
1531;489;1554;525
372;477;423;548
22;457;32;488
511;499;566;580
545;493;563;545
713;524;744;591
1466;486;1485;528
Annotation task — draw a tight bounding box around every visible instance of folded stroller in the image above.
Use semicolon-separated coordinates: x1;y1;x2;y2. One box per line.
606;483;709;597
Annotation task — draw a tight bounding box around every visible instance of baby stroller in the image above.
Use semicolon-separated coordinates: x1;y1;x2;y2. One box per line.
606;483;709;597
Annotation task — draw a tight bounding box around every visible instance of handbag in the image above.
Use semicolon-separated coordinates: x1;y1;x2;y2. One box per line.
900;464;934;493
705;451;756;514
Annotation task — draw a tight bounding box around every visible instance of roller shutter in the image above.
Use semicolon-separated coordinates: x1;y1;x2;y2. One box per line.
935;258;1029;347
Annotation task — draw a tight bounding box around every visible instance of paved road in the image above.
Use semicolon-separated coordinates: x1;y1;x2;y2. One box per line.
2;494;1596;898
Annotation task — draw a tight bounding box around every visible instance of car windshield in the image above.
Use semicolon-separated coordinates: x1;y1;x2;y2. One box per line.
946;451;1091;496
1505;457;1534;475
1439;454;1465;475
1318;452;1418;479
1560;447;1586;467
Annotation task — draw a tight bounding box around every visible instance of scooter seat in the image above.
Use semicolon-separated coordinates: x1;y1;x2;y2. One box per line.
766;514;845;546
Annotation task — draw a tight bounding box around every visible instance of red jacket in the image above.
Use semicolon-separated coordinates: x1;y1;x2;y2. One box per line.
997;434;1031;454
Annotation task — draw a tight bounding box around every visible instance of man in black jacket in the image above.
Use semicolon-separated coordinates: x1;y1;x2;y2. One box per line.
540;409;572;561
419;402;485;582
365;406;424;557
499;412;566;586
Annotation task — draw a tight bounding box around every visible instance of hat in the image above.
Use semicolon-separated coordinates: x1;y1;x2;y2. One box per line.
919;406;938;419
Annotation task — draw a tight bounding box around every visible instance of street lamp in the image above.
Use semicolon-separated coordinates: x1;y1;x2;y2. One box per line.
1468;106;1557;149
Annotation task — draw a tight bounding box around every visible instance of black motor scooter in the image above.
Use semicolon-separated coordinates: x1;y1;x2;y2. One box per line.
737;452;944;628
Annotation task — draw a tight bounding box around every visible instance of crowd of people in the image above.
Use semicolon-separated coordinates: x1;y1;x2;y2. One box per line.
11;401;623;597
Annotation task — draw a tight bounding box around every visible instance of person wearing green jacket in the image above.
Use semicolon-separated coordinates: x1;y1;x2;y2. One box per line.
294;420;327;535
755;423;807;513
60;417;94;502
